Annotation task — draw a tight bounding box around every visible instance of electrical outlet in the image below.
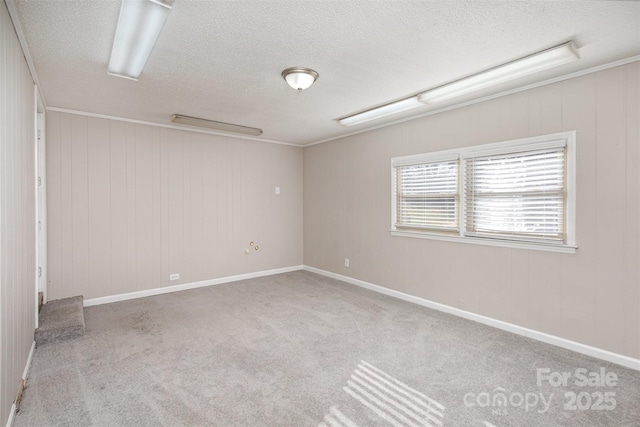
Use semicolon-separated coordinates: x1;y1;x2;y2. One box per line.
275;186;281;195
344;258;350;267
169;273;180;281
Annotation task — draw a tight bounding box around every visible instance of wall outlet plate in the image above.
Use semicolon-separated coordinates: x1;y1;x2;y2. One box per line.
169;273;180;281
344;258;350;267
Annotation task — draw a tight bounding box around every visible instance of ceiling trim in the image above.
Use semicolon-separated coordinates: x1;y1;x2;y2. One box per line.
5;0;46;108
45;107;300;147
305;54;640;147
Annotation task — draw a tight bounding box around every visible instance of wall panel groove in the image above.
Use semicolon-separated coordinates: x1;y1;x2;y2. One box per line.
46;112;303;301
1;2;36;424
304;62;640;359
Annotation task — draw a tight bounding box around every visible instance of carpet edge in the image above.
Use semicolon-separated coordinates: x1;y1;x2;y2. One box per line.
303;265;640;372
83;265;305;307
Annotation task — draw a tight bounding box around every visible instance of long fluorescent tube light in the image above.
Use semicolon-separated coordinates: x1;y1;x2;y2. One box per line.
108;0;174;80
419;42;579;104
171;114;263;136
339;42;578;127
338;97;423;127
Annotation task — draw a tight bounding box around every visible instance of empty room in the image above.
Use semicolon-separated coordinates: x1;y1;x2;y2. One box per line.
1;0;639;426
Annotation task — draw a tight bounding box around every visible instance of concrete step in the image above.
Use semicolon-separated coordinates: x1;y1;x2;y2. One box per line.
35;296;85;347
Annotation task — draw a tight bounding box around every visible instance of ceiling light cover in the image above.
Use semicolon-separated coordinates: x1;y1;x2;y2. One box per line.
338;97;423;126
419;42;579;104
171;114;263;136
282;67;319;90
108;0;174;80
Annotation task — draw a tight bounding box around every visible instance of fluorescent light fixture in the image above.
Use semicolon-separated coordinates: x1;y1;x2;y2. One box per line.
339;42;578;128
108;0;174;80
338;97;423;127
171;114;263;136
419;42;579;104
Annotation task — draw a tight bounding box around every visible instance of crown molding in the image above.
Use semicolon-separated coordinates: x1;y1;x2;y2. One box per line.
5;0;47;109
45;107;301;147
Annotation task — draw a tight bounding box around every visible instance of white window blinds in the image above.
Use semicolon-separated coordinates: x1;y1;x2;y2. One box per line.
464;147;566;242
391;131;575;252
395;159;459;232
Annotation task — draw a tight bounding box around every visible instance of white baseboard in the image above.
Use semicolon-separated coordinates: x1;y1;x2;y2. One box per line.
83;265;305;307
303;265;640;371
5;404;16;427
79;263;640;370
6;341;35;427
22;341;35;380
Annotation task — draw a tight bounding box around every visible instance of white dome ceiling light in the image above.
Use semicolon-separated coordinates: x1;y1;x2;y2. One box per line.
281;67;319;91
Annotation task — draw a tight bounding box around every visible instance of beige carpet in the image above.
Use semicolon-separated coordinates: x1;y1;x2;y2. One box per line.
15;271;640;426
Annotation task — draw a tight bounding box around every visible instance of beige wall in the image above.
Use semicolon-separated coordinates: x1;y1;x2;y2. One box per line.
304;62;640;359
0;2;37;424
46;111;303;300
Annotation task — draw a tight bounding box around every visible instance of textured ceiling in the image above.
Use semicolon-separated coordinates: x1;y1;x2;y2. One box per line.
13;0;640;146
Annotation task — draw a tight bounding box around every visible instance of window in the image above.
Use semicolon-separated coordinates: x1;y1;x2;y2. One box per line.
395;157;459;233
391;131;576;253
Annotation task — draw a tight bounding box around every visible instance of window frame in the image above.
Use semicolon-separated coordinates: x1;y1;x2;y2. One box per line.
391;131;576;253
393;152;460;234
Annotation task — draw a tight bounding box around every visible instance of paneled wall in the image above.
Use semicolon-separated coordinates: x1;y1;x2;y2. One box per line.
304;62;640;359
46;111;303;300
0;2;37;424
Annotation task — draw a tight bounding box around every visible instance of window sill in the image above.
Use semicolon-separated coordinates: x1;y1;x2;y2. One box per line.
390;230;577;254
